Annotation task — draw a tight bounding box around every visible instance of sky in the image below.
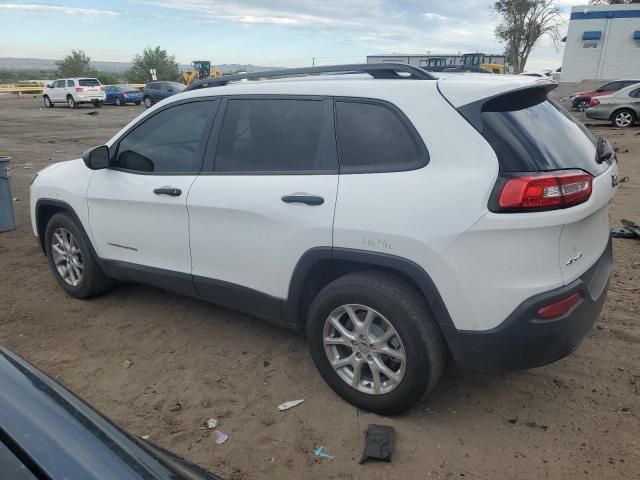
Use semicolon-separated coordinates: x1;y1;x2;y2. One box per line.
0;0;589;70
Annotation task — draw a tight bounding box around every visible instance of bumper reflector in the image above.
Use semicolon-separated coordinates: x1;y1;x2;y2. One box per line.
537;292;583;320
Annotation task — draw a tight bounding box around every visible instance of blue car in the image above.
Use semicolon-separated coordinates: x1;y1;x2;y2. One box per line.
104;84;143;106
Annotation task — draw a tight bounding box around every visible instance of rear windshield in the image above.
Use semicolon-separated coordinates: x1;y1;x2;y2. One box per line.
168;82;186;92
477;88;605;176
79;78;100;87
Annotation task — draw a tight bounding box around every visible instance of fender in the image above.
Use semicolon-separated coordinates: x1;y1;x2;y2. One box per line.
284;247;455;329
34;199;97;258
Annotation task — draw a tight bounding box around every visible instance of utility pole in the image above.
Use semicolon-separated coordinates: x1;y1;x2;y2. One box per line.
312;57;316;67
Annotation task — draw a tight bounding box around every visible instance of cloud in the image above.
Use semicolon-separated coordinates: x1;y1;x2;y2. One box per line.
0;3;121;16
422;12;449;22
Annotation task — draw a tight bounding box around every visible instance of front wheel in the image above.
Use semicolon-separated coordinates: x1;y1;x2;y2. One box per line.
612;109;636;128
92;100;102;108
306;271;446;414
575;98;590;112
135;100;141;105
43;95;54;108
44;213;112;298
67;95;77;109
143;96;153;108
115;97;122;106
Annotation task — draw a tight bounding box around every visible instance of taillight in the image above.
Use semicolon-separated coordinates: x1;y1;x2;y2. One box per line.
75;87;85;93
100;86;105;91
496;170;592;212
590;98;600;106
537;292;582;320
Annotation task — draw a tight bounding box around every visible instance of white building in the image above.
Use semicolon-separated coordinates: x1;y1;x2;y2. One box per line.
561;4;640;82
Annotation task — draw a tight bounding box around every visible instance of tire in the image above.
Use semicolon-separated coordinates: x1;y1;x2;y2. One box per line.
44;213;112;299
306;271;446;414
135;101;141;106
611;109;636;128
575;98;590;112
93;100;102;108
43;95;54;108
67;95;77;109
143;96;153;108
115;97;122;106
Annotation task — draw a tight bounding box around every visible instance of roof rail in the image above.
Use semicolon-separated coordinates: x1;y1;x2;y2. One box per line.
184;63;437;91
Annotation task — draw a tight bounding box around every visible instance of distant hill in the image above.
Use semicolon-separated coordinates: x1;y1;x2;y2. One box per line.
0;57;280;73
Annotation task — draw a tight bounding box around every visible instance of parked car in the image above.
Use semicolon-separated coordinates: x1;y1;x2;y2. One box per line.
142;81;185;108
42;78;105;109
586;82;640;128
30;64;617;414
571;79;640;112
104;84;143;106
0;347;222;480
519;70;552;78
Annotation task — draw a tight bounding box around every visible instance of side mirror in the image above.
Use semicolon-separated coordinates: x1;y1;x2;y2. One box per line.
47;84;53;88
82;145;110;170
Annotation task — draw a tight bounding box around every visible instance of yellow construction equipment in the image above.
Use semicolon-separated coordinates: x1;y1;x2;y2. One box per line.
181;60;222;86
481;63;505;74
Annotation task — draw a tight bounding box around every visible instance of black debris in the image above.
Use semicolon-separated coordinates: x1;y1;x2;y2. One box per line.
611;219;640;240
525;421;548;431
507;418;518;424
87;111;98;116
360;424;395;464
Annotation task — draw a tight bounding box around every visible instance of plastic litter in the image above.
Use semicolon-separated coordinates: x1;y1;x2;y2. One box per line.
313;445;334;461
611;219;640;240
359;424;395;464
213;430;227;444
277;399;304;411
206;418;218;429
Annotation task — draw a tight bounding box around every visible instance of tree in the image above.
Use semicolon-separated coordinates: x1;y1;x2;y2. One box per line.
55;50;97;78
494;0;562;73
126;46;179;83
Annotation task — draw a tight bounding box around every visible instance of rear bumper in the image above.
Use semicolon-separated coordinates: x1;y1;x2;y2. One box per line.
442;238;612;372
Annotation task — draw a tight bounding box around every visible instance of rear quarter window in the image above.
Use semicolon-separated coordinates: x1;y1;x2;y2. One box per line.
335;100;428;173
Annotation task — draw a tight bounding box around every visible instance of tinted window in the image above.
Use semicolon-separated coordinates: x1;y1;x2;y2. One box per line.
600;82;621;92
0;442;37;480
66;80;74;87
148;83;161;91
214;99;336;172
79;78;100;87
478;90;606;176
53;80;63;88
165;82;185;92
116;101;213;173
335;101;426;172
631;88;640;98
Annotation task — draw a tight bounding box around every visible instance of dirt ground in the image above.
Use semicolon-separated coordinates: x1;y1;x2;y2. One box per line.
0;94;638;480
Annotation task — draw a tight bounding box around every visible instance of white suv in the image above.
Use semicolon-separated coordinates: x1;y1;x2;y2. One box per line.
30;64;617;414
43;78;106;109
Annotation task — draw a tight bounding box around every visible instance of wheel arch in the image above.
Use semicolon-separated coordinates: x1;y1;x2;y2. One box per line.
285;247;455;332
610;107;637;122
35;199;96;258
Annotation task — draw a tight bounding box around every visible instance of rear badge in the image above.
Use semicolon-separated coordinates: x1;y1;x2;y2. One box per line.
566;252;583;266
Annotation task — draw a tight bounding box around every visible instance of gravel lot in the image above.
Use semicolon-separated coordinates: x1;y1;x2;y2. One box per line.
0;94;638;480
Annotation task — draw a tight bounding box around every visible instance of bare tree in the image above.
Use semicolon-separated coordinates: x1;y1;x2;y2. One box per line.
494;0;562;73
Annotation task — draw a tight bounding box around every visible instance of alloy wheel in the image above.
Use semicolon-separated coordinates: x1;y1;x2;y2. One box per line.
323;304;406;395
577;99;590;112
615;112;633;128
51;228;84;287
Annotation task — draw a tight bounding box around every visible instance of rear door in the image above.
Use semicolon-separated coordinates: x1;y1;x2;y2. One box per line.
187;96;338;316
87;99;218;286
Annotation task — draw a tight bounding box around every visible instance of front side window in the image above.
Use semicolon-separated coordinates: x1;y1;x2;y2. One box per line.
335;100;427;173
214;98;336;173
115;101;214;173
149;83;161;91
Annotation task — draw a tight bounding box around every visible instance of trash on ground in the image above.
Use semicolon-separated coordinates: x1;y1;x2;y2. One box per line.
359;424;395;464
213;430;227;444
611;219;640;239
87;111;98;116
169;401;182;412
507;418;518;424
141;435;150;440
206;418;218;429
313;445;334;461
121;359;132;368
525;421;548;431
277;399;304;411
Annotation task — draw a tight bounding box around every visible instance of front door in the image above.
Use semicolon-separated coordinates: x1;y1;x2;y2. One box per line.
87;99;218;291
187;97;339;319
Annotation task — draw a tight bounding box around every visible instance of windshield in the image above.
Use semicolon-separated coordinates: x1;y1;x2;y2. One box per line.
79;78;101;87
168;82;186;92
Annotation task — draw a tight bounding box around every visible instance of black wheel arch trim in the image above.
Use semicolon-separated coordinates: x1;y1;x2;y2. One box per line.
35;199;97;258
285;247;455;329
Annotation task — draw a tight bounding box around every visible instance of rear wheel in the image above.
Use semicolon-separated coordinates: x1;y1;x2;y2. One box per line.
44;213;112;298
67;95;76;109
306;271;446;414
575;98;590;112
143;96;153;108
611;109;636;128
43;95;54;108
135;100;141;106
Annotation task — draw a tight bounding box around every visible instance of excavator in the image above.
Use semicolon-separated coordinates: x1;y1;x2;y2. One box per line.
181;61;222;86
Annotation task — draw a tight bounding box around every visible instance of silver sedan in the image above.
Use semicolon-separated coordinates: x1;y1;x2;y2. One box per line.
586;82;640;128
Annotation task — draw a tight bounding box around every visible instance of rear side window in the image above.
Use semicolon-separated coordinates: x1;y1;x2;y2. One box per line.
214;98;336;173
476;88;606;176
79;78;100;87
66;80;74;87
115;100;214;173
335;100;427;173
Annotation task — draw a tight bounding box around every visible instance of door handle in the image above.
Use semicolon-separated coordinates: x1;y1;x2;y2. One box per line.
281;194;324;206
153;187;182;197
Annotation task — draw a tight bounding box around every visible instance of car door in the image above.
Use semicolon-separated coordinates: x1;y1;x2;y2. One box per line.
104;86;114;103
50;80;63;102
87;98;219;292
187;96;339;318
631;87;640;117
65;79;75;100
